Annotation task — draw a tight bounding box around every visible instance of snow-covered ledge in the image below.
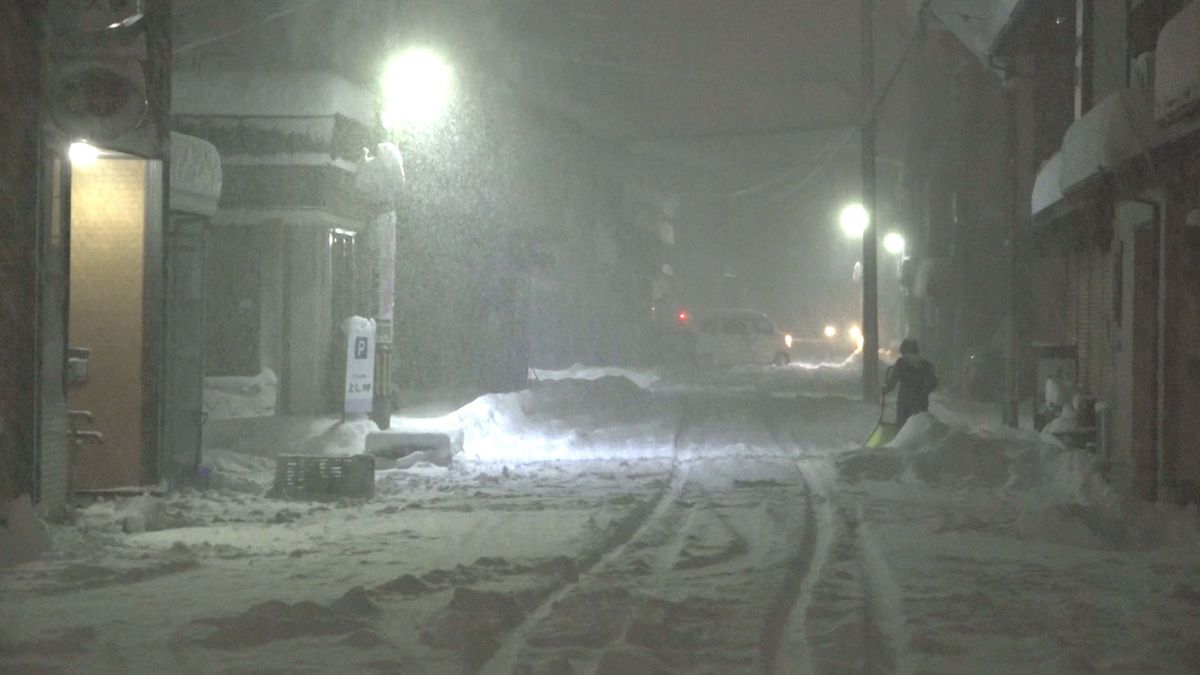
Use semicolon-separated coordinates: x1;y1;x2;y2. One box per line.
169;132;222;217
1155;0;1200;125
1032;151;1064;216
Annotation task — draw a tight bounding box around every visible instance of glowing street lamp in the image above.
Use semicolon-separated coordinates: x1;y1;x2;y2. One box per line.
839;203;870;239
381;48;453;132
823;324;838;338
883;231;906;256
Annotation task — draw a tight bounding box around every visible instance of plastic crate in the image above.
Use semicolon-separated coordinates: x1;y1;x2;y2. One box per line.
272;454;375;500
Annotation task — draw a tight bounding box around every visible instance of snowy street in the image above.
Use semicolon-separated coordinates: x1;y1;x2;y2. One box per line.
3;364;1199;673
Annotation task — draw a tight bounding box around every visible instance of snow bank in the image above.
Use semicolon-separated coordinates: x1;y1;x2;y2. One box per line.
0;496;53;567
203;368;278;419
394;376;678;463
530;363;662;390
837;412;1200;551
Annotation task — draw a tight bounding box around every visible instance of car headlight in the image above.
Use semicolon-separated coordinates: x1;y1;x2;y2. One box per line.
784;333;793;348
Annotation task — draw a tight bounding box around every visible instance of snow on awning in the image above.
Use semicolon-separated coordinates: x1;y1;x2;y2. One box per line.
1061;88;1158;193
1060;87;1200;193
1155;0;1200;125
169;132;222;217
1031;151;1064;216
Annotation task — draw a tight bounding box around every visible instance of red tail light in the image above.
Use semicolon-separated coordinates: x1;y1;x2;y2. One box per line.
677;310;689;324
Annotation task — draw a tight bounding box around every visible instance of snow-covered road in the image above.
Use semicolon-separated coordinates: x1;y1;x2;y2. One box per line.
2;364;1199;673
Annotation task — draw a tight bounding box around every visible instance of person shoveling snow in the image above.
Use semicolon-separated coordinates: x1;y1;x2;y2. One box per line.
867;338;938;447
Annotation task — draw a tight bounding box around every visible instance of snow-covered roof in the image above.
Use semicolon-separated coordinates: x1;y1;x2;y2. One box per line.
169;132;221;217
1154;0;1200;125
1031;151;1063;216
172;70;376;127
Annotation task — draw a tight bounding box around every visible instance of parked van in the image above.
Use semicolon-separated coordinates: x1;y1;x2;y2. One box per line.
687;309;792;367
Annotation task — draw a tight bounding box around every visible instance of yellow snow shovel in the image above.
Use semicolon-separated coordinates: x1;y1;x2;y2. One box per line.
865;396;901;448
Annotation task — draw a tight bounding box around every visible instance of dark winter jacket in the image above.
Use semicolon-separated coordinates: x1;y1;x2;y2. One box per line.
883;355;937;416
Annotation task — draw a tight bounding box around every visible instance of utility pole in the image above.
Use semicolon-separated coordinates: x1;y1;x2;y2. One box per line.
861;0;880;403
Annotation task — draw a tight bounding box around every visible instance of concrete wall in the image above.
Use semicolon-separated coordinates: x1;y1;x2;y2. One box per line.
282;227;334;415
0;1;41;501
1162;182;1200;497
1092;0;1130;101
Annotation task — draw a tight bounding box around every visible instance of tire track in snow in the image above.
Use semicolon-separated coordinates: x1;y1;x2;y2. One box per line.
758;396;835;674
477;399;696;675
850;504;912;675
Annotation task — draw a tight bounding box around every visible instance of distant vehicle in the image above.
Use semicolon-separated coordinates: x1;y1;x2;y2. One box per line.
685;309;792;367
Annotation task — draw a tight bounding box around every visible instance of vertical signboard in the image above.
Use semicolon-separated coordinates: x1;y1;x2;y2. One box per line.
344;316;375;415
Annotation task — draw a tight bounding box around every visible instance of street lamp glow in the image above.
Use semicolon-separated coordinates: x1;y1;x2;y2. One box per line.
69;141;99;166
823;324;838;338
381;48;453;131
883;231;906;255
848;324;865;353
839;203;870;238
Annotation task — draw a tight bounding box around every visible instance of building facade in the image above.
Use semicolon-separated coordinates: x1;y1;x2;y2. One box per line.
2;1;220;515
1000;0;1200;502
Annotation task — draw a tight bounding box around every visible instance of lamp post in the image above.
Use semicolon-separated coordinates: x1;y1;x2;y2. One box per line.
362;48;452;429
860;0;880;404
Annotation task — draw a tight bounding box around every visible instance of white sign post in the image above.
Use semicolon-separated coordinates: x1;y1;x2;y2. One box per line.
344;316;376;415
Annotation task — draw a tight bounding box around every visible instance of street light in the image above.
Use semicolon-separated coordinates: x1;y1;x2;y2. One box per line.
381;48;453;131
839;203;870;238
883;231;906;256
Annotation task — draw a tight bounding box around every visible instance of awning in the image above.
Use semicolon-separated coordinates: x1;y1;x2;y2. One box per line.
1155;0;1200;125
169;132;222;217
1031;151;1063;216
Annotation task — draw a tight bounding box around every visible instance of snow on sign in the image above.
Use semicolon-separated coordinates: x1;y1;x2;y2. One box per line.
343;316;376;414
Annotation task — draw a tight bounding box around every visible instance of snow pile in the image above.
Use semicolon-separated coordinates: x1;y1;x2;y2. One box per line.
839;411;1200;551
203;368;278;419
394;376;678;462
70;494;191;535
531;363;661;390
0;496;53;567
